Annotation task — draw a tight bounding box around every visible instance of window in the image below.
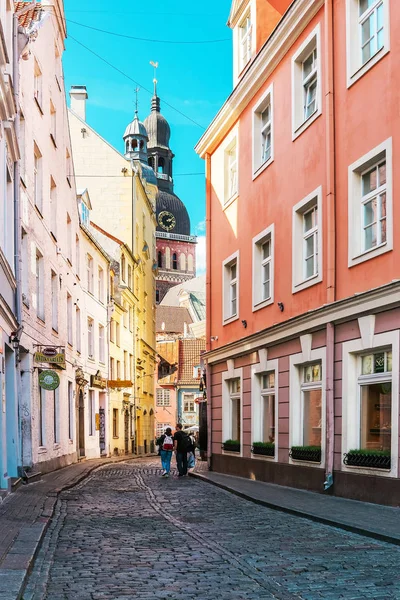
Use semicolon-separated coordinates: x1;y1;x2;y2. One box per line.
110;357;115;380
292;26;321;139
53;387;60;444
156;422;172;437
34;146;43;213
129;306;133;332
229;379;241;441
76;306;81;353
123;301;128;328
66;149;72;186
359;350;392;453
223;252;239;324
172;253;178;270
66;213;72;263
180;253;186;271
158;251;162;268
124;351;128;380
113;408;118;437
301;363;322;448
110;319;115;343
121;254;126;282
156;389;171;407
98;267;104;303
39;381;46;447
87;254;93;293
88;318;94;359
79;200;89;227
128;265;132;289
165;247;171;269
89;390;95;436
188;254;194;272
20;114;26;184
292;187;322;293
239;12;252;72
252;85;274;176
21;230;29;306
50;101;56;145
34;59;43;110
99;324;105;363
116;321;120;347
346;0;389;87
183;394;195;413
50;179;57;239
224;138;238;203
75;235;80;277
252;225;274;311
117;360;121;380
348;138;392;267
35;249;44;320
67;293;72;345
68;381;74;441
51;270;58;331
258;372;276;444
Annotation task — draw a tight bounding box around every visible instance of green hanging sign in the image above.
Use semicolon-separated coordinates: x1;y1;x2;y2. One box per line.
39;370;60;391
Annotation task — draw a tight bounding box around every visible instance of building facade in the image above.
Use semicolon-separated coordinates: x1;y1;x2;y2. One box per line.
196;0;400;505
143;89;197;303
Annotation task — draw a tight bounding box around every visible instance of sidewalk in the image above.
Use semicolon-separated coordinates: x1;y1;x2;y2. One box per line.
190;470;400;546
0;455;144;600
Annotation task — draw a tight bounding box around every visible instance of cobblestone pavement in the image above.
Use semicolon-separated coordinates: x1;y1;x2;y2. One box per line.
23;458;400;600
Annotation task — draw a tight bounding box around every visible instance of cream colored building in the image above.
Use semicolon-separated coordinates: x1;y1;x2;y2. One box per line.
69;99;158;453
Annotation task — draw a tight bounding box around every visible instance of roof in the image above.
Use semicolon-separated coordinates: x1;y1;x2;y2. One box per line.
189;291;206;321
177;339;206;385
156;190;190;236
14;2;42;28
157;339;179;384
161;274;206;307
156;306;192;334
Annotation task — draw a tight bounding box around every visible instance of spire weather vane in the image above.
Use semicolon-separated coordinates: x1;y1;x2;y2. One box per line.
134;87;140;115
150;60;158;94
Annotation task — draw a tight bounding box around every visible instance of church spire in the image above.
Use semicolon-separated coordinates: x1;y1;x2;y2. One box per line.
150;60;160;113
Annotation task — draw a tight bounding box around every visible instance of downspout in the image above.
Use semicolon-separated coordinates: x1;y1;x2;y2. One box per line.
131;165;138;454
205;153;212;469
324;0;336;490
13;12;23;471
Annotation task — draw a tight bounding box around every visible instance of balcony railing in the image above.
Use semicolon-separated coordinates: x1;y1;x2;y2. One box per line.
156;231;197;243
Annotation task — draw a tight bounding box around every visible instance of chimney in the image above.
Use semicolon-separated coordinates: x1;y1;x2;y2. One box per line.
69;85;88;121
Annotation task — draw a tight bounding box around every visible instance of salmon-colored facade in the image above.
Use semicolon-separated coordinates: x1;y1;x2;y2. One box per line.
196;0;400;505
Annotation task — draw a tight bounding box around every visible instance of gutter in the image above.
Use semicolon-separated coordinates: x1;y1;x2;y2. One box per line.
205;153;212;468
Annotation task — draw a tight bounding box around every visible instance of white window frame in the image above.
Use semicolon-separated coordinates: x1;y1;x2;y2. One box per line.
35;248;44;321
88;317;94;360
252;224;274;311
98;266;104;303
346;0;390;88
289;336;326;468
224;137;238;206
348;138;392;267
292;186;323;293
222;361;243;455
252;84;274;178
156;388;170;407
251;351;279;462
87;254;94;294
51;270;58;332
232;0;256;83
99;324;105;364
88;390;95;436
291;25;322;140
342;316;399;478
67;293;73;346
222;251;239;325
34;146;43;213
183;393;196;413
75;306;81;353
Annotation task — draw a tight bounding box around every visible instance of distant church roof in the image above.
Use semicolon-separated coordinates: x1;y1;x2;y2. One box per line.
156;190;190;236
123;112;148;139
144;94;171;150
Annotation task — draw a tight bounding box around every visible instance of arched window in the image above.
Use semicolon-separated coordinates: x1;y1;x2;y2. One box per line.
188;254;194;272
158;251;162;268
172;253;178;270
121;254;126;282
158;157;165;174
140;140;145;150
132;139;138;150
126;141;130;153
165;247;171;269
156;290;160;303
148;157;155;169
180;253;186;271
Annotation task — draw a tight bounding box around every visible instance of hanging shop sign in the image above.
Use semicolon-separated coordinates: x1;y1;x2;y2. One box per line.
95;413;100;431
107;380;133;389
34;346;66;369
90;370;107;389
39;370;60;391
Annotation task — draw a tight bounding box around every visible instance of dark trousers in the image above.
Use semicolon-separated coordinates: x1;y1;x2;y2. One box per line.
176;451;188;476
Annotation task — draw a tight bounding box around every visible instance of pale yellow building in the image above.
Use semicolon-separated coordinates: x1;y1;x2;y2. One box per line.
68;87;157;454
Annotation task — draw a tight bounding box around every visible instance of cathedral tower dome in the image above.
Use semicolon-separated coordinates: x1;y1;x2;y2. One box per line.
123;110;148;164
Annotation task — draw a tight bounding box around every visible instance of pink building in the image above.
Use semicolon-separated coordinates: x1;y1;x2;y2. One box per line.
196;0;400;505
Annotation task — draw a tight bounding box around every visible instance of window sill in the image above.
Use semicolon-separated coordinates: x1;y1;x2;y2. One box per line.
88;357;95;363
342;463;393;477
52;328;59;334
292;273;322;294
223;314;239;326
37;317;45;325
347;47;389;89
292;109;322;141
38;446;47;454
50;232;57;243
50;134;57;148
34;97;44;115
252;157;274;181
53;443;60;450
68;439;74;444
252;297;273;312
223;192;239;211
34;205;44;219
349;241;391;268
251;452;276;461
113;436;119;440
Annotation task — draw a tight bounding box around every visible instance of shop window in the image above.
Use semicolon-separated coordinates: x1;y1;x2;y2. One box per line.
260;372;275;443
229;378;241;441
302;363;322;447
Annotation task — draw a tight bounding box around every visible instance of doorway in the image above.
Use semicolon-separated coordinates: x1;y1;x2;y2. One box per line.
124;410;129;454
78;390;85;457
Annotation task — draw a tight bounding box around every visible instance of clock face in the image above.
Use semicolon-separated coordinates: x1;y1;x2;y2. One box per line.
158;211;176;231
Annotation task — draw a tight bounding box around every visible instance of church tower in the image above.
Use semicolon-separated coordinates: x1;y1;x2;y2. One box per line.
144;84;197;304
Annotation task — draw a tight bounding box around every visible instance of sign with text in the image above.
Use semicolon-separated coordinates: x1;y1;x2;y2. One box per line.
34;347;66;369
90;371;107;389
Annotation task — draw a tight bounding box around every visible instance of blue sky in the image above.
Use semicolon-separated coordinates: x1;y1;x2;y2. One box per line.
63;0;233;266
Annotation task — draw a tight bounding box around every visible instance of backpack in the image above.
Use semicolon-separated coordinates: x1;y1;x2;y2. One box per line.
162;434;174;451
182;432;193;452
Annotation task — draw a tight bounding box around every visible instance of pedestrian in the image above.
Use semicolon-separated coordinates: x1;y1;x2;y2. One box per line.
173;423;190;477
187;433;196;471
156;427;174;477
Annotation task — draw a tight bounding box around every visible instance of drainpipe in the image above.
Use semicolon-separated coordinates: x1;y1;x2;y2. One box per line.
324;0;336;490
205;152;212;469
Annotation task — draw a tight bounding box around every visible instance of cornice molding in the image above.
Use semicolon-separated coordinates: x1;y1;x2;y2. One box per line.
228;0;250;27
205;281;400;365
195;0;324;158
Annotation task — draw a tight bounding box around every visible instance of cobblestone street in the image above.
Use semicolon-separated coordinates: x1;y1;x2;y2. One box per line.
23;458;400;600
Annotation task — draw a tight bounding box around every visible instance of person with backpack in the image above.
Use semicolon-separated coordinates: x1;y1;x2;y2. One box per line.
173;423;191;477
156;427;174;477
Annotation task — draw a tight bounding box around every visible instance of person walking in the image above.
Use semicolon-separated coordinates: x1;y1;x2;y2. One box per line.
156;427;174;477
173;423;189;477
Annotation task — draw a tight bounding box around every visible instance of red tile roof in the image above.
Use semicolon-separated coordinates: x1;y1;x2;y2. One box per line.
14;2;42;28
156;306;192;334
177;339;206;385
